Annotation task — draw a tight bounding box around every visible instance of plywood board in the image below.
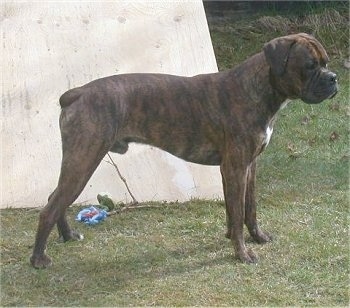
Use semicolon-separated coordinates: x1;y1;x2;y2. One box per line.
1;1;222;208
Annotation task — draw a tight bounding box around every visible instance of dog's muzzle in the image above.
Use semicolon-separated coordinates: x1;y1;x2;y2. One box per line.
326;71;338;99
302;69;338;104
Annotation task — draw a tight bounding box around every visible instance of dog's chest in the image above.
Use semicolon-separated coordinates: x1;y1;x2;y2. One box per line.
260;100;289;148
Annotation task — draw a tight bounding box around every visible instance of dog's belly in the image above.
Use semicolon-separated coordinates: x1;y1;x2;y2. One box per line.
111;136;222;166
166;143;222;165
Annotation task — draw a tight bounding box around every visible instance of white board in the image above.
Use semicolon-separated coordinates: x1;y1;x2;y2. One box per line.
1;1;223;208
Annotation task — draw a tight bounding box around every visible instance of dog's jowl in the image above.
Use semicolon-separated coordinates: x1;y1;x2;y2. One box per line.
30;33;338;268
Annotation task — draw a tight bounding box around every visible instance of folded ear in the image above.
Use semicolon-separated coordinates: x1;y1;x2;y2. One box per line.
263;37;296;76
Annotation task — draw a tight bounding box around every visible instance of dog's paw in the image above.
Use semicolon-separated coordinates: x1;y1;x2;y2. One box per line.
250;229;273;244
69;230;84;241
236;248;258;264
30;254;52;269
58;230;84;243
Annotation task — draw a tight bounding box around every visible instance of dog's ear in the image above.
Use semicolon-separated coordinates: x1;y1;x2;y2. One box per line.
263;37;296;76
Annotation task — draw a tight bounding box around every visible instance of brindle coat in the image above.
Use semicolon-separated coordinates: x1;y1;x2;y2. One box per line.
30;33;337;268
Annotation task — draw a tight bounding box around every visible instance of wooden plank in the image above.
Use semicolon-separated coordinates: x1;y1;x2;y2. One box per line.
1;1;221;208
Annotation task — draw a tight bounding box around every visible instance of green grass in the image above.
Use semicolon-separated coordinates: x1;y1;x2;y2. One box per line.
1;4;349;307
1;198;348;306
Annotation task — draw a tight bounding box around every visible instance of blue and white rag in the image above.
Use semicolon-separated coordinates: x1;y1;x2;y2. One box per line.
76;206;108;225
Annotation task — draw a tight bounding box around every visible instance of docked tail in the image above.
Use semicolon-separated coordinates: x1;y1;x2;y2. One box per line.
59;87;83;108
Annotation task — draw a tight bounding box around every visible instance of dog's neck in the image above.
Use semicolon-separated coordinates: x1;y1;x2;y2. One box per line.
229;52;288;115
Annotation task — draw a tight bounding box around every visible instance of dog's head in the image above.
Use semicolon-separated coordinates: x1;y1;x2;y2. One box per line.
263;33;338;104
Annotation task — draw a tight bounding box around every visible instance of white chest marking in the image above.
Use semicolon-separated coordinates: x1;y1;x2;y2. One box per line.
264;126;273;147
261;100;288;149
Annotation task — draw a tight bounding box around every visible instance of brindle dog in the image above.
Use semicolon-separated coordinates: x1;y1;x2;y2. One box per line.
31;33;338;268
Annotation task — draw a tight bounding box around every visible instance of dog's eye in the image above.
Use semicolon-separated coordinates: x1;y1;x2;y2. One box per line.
306;60;318;70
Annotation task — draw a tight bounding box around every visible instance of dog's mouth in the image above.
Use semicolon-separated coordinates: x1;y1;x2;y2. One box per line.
301;69;339;104
327;87;338;99
302;82;338;104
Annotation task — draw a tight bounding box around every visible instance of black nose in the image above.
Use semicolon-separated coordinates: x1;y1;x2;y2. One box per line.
328;72;337;84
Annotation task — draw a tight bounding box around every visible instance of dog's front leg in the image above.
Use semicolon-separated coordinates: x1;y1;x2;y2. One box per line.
220;155;258;263
245;160;273;243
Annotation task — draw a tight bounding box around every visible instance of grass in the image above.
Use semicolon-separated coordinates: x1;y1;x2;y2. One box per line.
1;198;348;306
1;4;349;307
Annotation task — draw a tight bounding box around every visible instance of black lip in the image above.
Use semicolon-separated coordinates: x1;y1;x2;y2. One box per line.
329;90;338;99
328;84;338;99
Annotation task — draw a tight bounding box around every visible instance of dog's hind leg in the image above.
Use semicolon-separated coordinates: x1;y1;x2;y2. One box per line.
30;106;114;268
30;141;111;268
30;143;110;268
46;189;82;242
56;208;83;242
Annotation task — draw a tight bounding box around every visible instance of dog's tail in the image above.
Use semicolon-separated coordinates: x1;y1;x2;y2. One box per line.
59;87;83;108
